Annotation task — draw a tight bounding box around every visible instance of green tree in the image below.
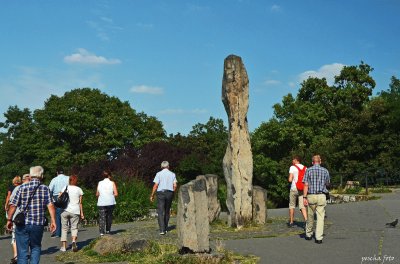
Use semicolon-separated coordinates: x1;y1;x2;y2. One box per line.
251;62;396;205
0;106;36;177
33;88;166;170
170;117;228;182
0;88;166;177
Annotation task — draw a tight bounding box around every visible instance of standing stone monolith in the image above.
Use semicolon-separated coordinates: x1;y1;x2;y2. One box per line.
252;185;267;224
222;54;253;228
196;174;221;223
177;177;210;253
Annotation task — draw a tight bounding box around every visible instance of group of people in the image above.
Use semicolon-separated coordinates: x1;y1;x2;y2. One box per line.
3;161;177;264
287;154;331;244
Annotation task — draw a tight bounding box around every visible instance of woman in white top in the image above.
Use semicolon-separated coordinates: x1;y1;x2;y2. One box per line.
96;170;118;236
59;175;84;252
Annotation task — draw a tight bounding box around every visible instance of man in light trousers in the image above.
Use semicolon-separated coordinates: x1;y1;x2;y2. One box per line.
302;155;330;244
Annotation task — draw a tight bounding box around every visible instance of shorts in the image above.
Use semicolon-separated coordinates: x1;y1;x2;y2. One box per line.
11;224;16;244
289;189;305;209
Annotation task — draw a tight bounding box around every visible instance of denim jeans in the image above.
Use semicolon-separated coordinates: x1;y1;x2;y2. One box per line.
157;190;174;232
53;195;64;237
15;224;44;264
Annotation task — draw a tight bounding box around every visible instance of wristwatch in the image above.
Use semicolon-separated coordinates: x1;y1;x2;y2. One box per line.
7;219;12;221
303;196;307;199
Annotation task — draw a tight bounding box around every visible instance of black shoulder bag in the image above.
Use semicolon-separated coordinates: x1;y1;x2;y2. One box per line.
13;184;42;227
54;185;69;209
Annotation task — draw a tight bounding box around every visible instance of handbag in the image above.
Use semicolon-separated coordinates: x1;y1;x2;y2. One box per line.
13;183;42;227
54;186;69;209
13;212;26;227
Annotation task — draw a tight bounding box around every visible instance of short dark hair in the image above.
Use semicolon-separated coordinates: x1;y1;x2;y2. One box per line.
56;166;64;174
292;155;302;163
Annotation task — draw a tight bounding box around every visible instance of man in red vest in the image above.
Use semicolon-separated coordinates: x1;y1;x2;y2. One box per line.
288;155;307;227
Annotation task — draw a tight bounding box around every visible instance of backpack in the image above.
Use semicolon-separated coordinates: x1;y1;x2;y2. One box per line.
293;164;307;191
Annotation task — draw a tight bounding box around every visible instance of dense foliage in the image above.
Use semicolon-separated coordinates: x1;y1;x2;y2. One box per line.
0;88;166;178
252;63;400;206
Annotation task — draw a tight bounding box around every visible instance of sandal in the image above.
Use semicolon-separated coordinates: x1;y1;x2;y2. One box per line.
10;257;17;264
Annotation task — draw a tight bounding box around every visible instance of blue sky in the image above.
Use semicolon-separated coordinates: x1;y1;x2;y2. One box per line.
1;0;399;135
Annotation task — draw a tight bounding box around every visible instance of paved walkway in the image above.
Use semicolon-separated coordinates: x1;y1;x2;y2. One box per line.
1;189;399;264
225;189;400;264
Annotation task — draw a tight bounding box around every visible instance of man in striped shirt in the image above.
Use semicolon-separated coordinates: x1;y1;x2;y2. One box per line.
302;155;330;244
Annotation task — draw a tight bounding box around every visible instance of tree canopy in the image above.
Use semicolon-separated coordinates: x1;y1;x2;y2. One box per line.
252;63;400;206
0;88;166;177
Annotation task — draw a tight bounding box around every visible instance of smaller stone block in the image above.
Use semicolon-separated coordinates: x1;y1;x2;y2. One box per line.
252;185;267;224
177;178;210;253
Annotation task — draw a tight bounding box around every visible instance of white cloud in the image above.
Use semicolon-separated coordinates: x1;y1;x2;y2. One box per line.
130;85;164;95
264;79;281;86
159;108;208;115
288;82;296;88
298;63;345;85
64;48;121;65
271;4;281;12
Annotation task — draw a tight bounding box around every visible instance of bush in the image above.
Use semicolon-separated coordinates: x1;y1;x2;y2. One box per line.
113;178;152;222
217;182;228;212
370;184;392;193
80;177;152;223
344;186;363;194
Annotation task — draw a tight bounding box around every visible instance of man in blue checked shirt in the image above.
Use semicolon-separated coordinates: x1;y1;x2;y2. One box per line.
7;166;56;264
302;155;330;244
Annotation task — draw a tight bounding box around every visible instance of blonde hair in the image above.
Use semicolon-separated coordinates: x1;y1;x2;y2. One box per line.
12;176;22;185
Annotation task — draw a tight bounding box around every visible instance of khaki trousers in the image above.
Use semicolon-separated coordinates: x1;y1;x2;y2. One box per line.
61;211;80;242
306;194;326;240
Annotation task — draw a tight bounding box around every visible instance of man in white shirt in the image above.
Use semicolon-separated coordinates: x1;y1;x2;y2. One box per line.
150;161;177;235
288;156;307;227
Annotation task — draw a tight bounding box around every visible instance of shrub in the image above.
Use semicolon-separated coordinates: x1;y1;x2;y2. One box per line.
344;186;363;194
113;178;152;222
80;177;152;223
370;184;392;193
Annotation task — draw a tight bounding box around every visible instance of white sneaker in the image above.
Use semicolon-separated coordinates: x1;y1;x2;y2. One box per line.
60;247;66;252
